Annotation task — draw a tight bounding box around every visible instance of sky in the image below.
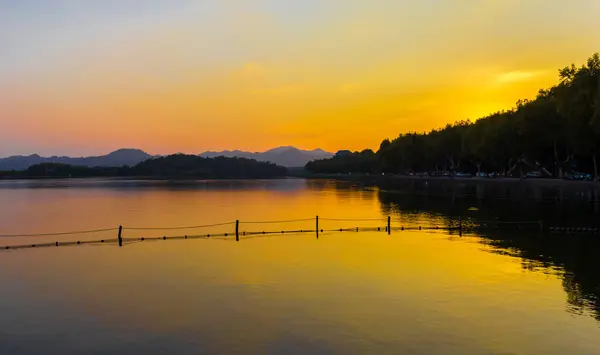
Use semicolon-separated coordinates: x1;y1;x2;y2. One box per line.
1;0;599;156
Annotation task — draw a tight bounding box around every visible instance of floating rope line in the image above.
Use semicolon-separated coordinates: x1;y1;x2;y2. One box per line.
244;229;313;236
2;215;595;252
1;238;119;250
122;232;233;242
319;217;386;222
0;218;543;240
0;225;444;251
0;227;118;238
239;218;314;224
125;222;235;231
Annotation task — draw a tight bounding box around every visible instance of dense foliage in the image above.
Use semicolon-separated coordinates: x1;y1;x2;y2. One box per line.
131;155;287;178
306;53;600;179
304;150;377;174
0;155;287;179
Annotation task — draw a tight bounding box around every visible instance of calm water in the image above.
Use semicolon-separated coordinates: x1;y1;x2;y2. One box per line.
0;178;599;354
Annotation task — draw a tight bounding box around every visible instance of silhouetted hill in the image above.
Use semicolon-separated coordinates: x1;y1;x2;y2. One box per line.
0;149;153;171
78;148;152;167
0;147;332;171
132;155;287;178
0;155;287;179
200;146;333;167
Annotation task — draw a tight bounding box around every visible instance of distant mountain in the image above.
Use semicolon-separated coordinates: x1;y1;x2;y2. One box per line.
132;155;287;178
0;149;153;171
0;146;333;171
0;155;288;179
199;146;333;167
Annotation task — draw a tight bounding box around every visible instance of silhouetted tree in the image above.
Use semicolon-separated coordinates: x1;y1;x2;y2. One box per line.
306;53;600;180
0;156;287;179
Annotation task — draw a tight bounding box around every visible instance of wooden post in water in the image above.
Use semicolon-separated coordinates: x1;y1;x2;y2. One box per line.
387;216;391;235
316;215;319;239
458;217;463;237
235;220;240;242
118;225;123;247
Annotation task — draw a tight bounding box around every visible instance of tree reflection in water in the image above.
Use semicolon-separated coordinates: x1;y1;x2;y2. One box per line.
374;178;600;322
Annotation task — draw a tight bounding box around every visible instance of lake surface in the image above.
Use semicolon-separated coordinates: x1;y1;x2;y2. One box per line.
1;178;599;354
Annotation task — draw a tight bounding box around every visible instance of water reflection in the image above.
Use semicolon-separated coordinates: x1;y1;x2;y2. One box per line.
1;178;600;354
0;178;309;192
376;179;600;322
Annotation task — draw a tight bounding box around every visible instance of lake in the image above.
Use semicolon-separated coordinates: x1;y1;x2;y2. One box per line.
1;178;599;354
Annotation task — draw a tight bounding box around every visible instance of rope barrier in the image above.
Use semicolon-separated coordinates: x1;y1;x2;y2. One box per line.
319;217;386;222
244;229;314;235
125;222;235;231
122;233;233;242
1;238;120;250
0;218;544;240
2;215;597;252
2;220;598;252
239;218;314;224
0;227;118;238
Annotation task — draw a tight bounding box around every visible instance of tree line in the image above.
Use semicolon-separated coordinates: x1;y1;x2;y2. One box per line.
0;155;288;179
306;53;600;180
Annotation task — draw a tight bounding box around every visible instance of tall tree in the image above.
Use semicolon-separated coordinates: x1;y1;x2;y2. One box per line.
305;53;600;180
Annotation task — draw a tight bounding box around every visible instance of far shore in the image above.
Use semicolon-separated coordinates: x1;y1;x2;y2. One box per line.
1;173;600;190
0;175;288;181
294;172;600;188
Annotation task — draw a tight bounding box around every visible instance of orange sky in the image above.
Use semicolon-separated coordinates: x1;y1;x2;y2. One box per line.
1;0;599;156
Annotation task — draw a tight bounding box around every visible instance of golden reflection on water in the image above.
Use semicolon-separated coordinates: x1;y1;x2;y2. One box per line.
0;179;599;354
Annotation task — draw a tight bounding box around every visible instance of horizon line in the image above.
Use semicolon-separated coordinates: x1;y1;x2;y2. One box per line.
0;146;339;159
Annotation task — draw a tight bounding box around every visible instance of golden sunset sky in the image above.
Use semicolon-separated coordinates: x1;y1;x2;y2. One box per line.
1;0;599;156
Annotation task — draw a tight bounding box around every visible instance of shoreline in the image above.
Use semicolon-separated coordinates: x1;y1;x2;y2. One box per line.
295;173;600;188
1;174;599;189
0;175;289;181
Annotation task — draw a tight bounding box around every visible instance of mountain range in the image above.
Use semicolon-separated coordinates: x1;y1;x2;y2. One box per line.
199;146;332;167
0;147;333;171
0;149;153;171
